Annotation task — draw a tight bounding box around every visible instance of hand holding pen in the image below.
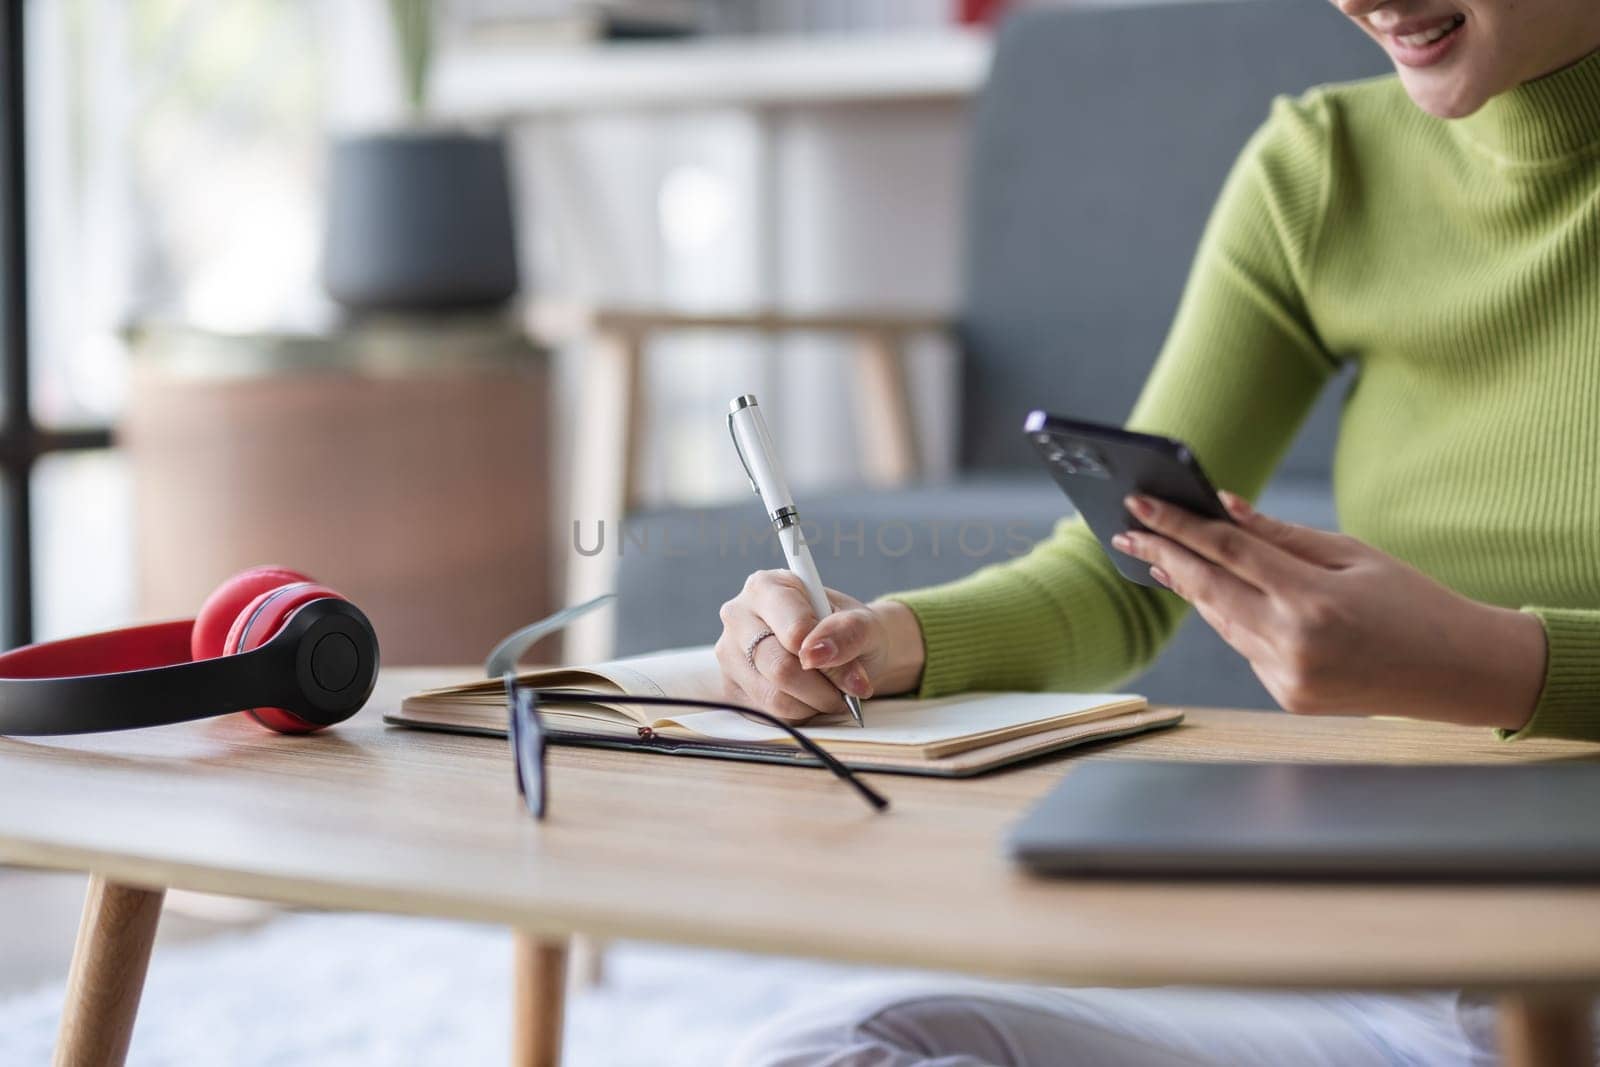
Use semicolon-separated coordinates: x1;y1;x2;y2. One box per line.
725;395;866;726
713;570;929;726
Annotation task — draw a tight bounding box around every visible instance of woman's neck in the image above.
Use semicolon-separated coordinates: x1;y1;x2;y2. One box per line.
1456;46;1600;163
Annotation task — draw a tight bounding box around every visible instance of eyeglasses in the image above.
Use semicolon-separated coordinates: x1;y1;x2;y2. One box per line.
502;673;890;818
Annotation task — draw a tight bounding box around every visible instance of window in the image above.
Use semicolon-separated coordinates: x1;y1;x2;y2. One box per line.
4;0;323;648
0;2;113;647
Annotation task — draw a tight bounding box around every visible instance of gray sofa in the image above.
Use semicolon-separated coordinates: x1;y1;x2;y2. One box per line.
613;0;1388;709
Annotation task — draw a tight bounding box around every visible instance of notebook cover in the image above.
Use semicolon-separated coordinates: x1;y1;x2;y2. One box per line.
384;705;1185;779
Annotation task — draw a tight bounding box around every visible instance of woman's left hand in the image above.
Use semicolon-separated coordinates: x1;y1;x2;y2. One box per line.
1112;491;1548;731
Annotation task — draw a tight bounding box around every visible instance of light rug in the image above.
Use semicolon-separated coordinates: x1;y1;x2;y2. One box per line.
0;912;900;1066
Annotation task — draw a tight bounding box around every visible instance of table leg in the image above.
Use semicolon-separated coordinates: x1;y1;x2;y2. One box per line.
512;933;568;1067
1500;993;1594;1067
54;876;165;1067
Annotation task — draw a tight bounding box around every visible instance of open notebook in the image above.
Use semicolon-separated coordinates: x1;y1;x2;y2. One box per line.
390;648;1183;777
392;646;1184;780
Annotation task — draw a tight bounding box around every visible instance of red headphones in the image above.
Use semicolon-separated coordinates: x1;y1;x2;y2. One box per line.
0;565;379;736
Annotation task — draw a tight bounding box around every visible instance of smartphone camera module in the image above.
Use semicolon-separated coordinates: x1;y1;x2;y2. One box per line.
1058;439;1111;479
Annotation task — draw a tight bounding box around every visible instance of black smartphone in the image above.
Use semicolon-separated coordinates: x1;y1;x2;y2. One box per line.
1023;410;1232;588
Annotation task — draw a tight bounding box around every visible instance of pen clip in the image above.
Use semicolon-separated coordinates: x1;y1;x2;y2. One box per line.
727;409;759;495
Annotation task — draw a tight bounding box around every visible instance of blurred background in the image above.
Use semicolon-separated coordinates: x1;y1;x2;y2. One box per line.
9;0;1008;652
1;0;1017;1016
1;0;1388;1060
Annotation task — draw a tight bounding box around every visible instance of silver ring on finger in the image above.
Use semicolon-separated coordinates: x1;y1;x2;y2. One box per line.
744;628;776;671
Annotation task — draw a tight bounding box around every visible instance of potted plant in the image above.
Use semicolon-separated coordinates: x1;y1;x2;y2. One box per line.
321;0;521;312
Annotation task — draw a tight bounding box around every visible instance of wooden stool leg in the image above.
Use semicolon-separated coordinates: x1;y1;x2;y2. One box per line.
564;324;644;665
568;933;606;988
1500;993;1594;1067
851;328;919;487
512;933;568;1067
54;876;165;1067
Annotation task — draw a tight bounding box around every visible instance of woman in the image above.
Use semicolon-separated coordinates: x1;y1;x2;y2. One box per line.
717;0;1600;1062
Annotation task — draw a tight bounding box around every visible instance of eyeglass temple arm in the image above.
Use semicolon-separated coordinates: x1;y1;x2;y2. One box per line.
534;690;890;812
484;594;616;679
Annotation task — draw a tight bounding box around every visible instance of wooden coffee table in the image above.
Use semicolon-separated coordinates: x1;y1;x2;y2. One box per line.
3;668;1598;1066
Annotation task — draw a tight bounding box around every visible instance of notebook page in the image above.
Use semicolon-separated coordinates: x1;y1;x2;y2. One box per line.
402;647;724;721
663;691;1142;748
542;646;725;702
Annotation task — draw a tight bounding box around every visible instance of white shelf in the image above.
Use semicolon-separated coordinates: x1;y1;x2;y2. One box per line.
431;30;993;118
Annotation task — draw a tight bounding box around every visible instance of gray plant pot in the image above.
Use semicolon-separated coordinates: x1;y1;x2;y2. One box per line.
322;129;520;312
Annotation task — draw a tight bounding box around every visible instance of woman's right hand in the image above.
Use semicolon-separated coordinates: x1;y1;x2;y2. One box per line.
713;570;926;724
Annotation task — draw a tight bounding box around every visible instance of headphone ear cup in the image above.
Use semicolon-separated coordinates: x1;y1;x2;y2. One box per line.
192;566;314;662
224;581;347;735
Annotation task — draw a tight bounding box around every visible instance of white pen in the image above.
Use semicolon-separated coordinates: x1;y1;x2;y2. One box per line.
727;394;865;727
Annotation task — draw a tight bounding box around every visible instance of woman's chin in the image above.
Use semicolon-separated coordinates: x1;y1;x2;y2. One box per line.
1396;68;1492;119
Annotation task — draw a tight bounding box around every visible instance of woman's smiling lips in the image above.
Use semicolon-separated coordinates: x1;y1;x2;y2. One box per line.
1371;11;1469;68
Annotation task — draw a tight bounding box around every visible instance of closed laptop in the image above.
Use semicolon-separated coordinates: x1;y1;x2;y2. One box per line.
1009;761;1600;881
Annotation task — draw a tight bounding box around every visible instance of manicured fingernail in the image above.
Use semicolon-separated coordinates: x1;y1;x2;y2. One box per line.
1149;565;1172;588
1111;533;1133;553
803;638;835;666
1125;495;1155;520
845;666;871;697
1220;491;1250;520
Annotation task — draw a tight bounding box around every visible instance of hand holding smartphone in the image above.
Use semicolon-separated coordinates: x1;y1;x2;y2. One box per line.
1024;411;1233;588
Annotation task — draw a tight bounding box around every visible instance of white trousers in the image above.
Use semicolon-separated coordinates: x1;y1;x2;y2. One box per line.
729;979;1535;1067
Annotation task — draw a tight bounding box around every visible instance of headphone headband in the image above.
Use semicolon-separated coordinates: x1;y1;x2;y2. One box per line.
0;619;195;678
0;598;378;736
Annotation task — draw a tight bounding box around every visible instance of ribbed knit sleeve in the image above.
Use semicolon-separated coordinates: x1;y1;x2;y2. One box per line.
891;94;1339;697
1502;608;1600;741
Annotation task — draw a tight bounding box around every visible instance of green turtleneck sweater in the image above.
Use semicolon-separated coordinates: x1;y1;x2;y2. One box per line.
891;53;1600;741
